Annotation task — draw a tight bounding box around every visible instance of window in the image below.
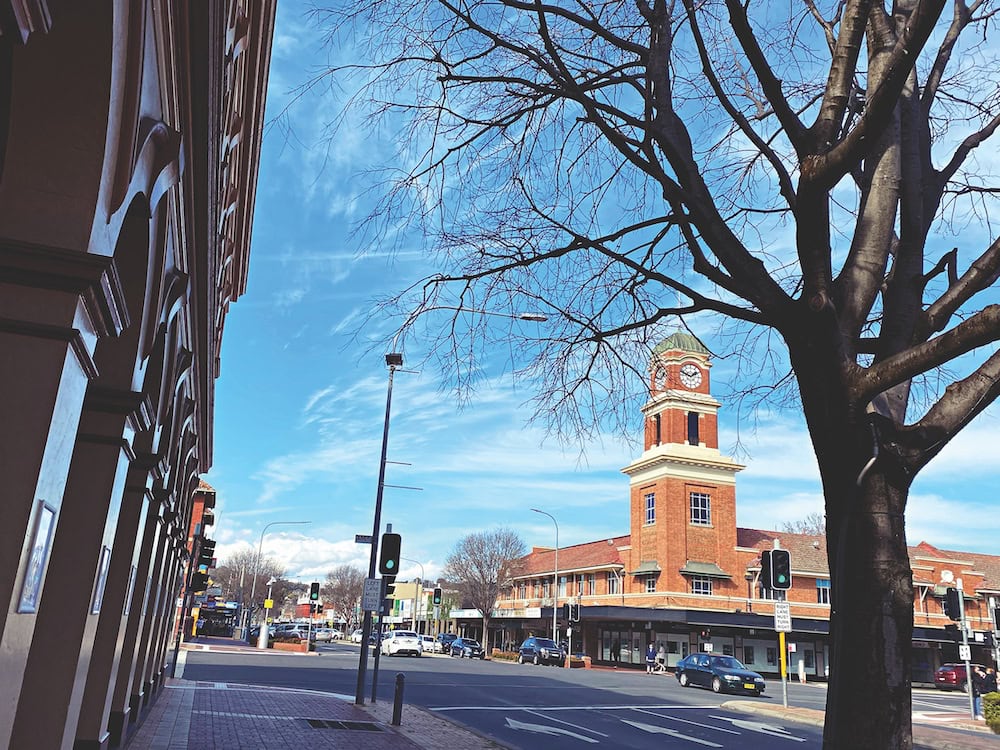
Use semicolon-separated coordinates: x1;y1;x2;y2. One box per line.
654;413;661;444
644;492;656;524
758;585;787;601
804;649;815;668
690;492;711;525
722;644;733;656
558;576;567;597
586;573;596;595
766;647;778;666
542;581;550;598
645;575;657;593
607;572;620;595
691;576;712;595
744;646;755;665
687;411;699;445
817;578;831;604
518;583;526;599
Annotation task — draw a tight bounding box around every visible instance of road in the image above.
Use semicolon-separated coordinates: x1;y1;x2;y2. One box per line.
180;642;977;749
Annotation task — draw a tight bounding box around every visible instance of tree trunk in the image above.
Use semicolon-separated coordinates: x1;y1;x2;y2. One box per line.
823;462;914;749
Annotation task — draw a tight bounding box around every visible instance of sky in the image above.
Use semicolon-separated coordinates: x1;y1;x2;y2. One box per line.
203;0;1000;586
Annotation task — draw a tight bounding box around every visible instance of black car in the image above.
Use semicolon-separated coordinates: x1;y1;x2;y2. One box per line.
449;637;485;658
436;633;458;653
518;636;564;666
675;653;765;695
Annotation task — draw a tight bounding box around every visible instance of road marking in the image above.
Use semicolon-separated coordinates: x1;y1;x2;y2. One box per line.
432;703;718;712
631;707;740;734
505;717;599;742
525;709;609;737
621;719;723;747
710;715;807;741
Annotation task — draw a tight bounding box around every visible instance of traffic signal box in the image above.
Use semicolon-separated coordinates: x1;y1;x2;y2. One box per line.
432;587;442;605
760;549;792;590
944;587;962;621
197;539;216;570
309;581;320;601
378;532;402;575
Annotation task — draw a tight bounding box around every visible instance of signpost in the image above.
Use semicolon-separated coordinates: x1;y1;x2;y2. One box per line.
362;578;381;612
773;600;791;708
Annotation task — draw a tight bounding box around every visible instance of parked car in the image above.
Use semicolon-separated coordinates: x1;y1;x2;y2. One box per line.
518;636;564;666
675;653;765;695
934;663;986;692
273;625;314;641
420;635;437;653
450;637;485;659
313;628;335;642
436;633;458;653
382;630;423;657
350;629;364;643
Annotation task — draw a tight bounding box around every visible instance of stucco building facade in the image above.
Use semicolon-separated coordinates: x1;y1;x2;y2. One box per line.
0;2;274;747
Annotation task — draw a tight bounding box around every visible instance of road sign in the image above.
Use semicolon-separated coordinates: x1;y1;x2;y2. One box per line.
774;601;792;632
362;577;381;611
959;644;971;661
355;534;373;544
263;599;273;609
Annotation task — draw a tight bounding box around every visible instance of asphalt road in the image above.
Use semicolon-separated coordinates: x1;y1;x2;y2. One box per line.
180;643;977;749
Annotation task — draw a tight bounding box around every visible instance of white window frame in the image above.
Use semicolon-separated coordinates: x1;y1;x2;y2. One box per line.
644;492;656;524
607;572;620;595
691;576;713;596
817;578;831;604
644;575;656;593
690;492;711;526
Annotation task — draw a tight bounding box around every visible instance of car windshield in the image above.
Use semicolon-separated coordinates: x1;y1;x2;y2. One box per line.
535;639;558;648
711;656;746;670
464;640;481;647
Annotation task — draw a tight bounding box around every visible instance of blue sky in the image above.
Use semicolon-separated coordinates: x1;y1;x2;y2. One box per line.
204;0;1000;585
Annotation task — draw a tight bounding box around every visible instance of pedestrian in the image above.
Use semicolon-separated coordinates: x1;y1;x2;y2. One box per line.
611;639;620;667
646;643;657;674
972;665;987;719
657;643;666;670
985;666;998;698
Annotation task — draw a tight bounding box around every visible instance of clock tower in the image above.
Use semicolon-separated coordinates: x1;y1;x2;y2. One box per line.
621;333;744;599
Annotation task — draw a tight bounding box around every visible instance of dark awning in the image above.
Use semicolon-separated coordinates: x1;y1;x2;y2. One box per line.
679;561;731;579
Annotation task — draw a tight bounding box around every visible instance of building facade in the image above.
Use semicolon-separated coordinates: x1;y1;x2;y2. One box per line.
0;3;274;748
489;333;1000;682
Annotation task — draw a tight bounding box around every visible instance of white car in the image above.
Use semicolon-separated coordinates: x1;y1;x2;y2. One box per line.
350;629;364;643
381;630;422;657
313;628;335;642
420;635;438;653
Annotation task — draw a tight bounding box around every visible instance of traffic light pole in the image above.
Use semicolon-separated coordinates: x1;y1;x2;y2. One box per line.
958;580;976;720
355;355;400;705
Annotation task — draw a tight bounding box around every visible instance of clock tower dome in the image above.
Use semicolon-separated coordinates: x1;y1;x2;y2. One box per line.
621;333;744;599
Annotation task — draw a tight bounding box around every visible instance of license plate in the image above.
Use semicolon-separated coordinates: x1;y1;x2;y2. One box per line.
743;683;756;690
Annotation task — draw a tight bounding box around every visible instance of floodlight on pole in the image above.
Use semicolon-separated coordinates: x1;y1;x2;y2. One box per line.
531;508;559;643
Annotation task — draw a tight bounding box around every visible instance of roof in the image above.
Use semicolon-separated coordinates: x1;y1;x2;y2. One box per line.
629;560;662;575
511;535;628;578
737;528;829;573
197;478;216;492
653;332;710;356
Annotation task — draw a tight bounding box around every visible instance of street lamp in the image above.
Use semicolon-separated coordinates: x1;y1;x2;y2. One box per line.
532;508;559;643
402;557;425;633
247;520;311;643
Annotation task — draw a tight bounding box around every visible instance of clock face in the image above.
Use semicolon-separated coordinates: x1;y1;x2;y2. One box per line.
679;363;702;389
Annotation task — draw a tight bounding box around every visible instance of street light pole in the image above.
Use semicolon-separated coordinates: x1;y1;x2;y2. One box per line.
247;520;311;642
532;508;559;643
356;352;403;705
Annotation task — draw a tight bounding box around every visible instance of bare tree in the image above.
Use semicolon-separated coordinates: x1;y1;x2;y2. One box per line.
313;0;1000;746
214;549;285;608
443;529;527;646
781;513;827;536
324;564;367;629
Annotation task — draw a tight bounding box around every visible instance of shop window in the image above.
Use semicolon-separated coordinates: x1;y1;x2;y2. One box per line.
744;646;755;664
766;647;777;666
804;649;815;668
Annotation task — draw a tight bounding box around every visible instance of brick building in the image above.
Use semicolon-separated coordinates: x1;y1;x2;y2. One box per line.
489;333;999;682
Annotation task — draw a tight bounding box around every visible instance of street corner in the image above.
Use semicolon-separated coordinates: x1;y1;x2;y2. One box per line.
722;699;827;729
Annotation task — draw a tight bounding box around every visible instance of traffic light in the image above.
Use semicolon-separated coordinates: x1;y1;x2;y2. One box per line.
570;602;581;622
378;532;402;575
759;550;772;590
189;572;209;591
944;587;962;621
197;539;216;569
770;549;791;590
309;581;320;601
382;574;396;597
993;606;1000;631
561;603;570;620
432;587;442;605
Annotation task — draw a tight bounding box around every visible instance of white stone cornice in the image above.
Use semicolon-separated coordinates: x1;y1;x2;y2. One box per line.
641;390;720;415
622;443;744;483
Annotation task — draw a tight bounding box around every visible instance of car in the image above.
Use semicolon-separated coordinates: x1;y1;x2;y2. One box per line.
420;634;437;653
273;625;314;641
381;630;423;657
518;636;564;666
436;633;458;653
934;663;986;692
449;637;485;659
675;653;766;695
313;628;335;642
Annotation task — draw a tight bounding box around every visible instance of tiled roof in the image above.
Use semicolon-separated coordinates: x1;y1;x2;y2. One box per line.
653;332;710;356
197;478;216;492
737;528;829;574
512;535;628;578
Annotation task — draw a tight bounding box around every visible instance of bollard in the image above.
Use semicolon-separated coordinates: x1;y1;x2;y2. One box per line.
391;673;405;726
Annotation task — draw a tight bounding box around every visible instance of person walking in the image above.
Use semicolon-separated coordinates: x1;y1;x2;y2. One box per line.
972;665;987;719
646;643;657;674
611;639;620;667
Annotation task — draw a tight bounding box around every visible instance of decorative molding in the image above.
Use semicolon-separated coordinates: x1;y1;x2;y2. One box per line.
2;0;52;44
0;317;99;380
115;118;182;217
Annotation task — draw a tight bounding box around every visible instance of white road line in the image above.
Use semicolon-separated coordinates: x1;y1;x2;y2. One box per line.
524;709;610;737
505;717;600;743
431;703;718;712
631;707;740;734
621;719;723;747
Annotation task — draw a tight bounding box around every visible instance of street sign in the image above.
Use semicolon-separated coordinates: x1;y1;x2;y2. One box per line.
355;534;373;544
263;599;273;609
959;644;971;661
362;577;381;611
774;601;792;632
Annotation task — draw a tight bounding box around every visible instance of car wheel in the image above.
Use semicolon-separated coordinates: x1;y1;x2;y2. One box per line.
518;654;525;664
679;672;689;687
712;677;723;694
533;653;540;665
